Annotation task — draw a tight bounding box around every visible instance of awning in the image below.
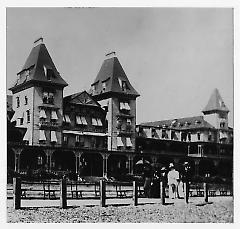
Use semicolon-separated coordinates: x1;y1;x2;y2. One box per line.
92;118;98;126
120;102;125;110
124;103;130;111
97;118;103;126
76;116;82;125
39;130;46;141
39;109;47;119
23;128;30;141
80;116;87;125
64;115;71;123
117;137;124;147
220;132;228;139
51;131;57;142
126;137;133;147
51;110;58;120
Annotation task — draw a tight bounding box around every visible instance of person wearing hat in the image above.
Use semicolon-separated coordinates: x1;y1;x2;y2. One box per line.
167;163;180;199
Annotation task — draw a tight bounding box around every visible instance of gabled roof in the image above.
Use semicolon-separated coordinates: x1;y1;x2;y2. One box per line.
202;88;229;114
90;54;139;98
9;40;68;91
64;90;101;107
140;116;215;130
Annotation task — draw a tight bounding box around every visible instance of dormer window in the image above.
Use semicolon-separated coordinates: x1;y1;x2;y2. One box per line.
102;82;106;91
43;65;54;80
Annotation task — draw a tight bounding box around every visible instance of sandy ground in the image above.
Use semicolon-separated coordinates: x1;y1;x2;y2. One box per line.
7;196;233;223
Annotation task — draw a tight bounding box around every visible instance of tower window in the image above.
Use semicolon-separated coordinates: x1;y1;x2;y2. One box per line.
26;110;30;123
220;122;225;128
37;156;43;165
42;91;54;104
16;97;20;108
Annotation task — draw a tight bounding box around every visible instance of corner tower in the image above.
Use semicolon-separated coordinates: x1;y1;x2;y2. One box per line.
202;88;229;130
9;38;68;146
90;52;140;152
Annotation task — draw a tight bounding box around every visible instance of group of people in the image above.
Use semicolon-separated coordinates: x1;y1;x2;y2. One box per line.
167;163;184;199
143;162;186;199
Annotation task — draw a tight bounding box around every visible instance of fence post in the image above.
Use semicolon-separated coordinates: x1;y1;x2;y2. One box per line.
60;178;67;209
204;182;208;203
132;181;138;206
100;180;106;207
160;181;165;205
13;177;21;209
184;181;189;204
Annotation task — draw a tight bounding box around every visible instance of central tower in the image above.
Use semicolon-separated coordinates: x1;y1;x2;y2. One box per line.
90;52;140;152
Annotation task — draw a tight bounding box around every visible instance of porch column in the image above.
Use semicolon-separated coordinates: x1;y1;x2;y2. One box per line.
127;154;134;175
74;151;83;175
12;148;23;173
44;149;53;172
102;153;110;177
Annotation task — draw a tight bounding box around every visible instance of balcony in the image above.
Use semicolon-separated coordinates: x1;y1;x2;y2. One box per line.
39;120;59;129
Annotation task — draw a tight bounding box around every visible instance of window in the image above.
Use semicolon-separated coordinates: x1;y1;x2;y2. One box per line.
16;97;20;108
43;65;54;80
197;132;201;141
119;102;130;111
151;128;156;138
24;96;28;105
208;133;212;141
198;145;202;156
181;132;187;141
122;81;127;92
37;156;43;165
26;110;30;123
63;135;68;145
76;116;87;125
171;131;176;140
220;122;225;128
162;129;168;139
42;91;54;104
20;118;24;125
126;118;131;125
187;133;191;142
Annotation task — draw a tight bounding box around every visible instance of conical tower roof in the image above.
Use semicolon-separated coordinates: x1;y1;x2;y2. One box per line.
202;88;229;114
9;38;68;92
90;53;139;99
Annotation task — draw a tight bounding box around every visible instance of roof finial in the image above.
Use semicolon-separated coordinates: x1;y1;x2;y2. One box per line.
105;51;116;58
33;37;44;47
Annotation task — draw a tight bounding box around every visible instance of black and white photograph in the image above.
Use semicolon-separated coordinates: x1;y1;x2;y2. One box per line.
2;1;238;224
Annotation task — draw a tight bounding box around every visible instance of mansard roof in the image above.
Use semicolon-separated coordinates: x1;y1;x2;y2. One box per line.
140;116;215;130
202;88;229;114
9;39;68;92
63;90;101;107
90;54;140;98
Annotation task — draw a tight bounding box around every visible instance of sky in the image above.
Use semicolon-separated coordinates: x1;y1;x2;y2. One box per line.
6;7;234;126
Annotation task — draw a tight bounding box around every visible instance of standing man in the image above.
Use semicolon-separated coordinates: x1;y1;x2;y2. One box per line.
167;163;180;199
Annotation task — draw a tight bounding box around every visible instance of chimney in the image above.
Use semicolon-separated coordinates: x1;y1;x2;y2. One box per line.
33;37;44;47
105;51;116;59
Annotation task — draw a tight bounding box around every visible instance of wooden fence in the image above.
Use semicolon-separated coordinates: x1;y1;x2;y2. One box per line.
10;178;233;209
